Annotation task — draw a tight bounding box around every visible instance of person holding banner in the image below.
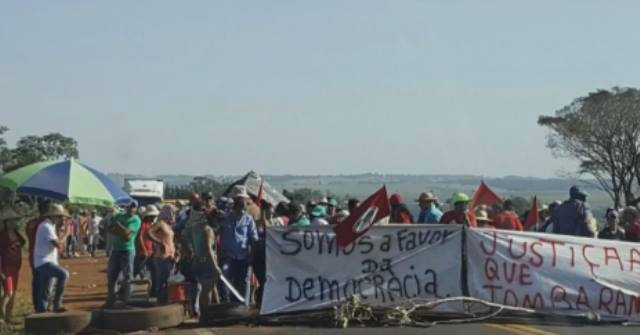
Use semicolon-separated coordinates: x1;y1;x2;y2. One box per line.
219;186;259;303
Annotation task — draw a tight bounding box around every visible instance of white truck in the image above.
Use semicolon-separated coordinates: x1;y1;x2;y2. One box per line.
124;178;164;206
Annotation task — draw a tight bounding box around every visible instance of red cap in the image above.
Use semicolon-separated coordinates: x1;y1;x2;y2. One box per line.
389;193;404;206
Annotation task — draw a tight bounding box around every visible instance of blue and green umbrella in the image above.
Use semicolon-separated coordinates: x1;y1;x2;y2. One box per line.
0;159;132;207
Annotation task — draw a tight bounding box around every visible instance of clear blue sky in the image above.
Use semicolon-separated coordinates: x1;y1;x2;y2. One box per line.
2;1;639;177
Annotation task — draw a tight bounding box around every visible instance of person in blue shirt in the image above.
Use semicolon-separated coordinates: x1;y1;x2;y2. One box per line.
416;192;443;224
218;186;259;303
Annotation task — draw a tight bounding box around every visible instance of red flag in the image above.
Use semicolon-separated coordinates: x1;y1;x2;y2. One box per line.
470;180;502;210
255;178;264;208
523;196;539;231
334;186;390;248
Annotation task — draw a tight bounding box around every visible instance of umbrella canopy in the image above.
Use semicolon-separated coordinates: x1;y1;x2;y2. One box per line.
223;171;289;206
0;159;132;207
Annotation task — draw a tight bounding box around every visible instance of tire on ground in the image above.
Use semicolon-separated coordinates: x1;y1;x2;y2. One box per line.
101;304;184;332
24;311;92;335
200;303;256;326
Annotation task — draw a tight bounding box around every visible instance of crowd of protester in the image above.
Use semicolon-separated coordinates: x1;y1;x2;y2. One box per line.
1;183;640;323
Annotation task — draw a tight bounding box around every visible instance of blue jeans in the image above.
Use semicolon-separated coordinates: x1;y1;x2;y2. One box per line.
153;257;173;304
31;267;39;310
221;257;249;304
106;250;135;305
35;262;68;313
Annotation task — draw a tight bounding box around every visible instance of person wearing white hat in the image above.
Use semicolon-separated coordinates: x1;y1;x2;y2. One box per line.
33;203;71;313
219;185;259;303
0;209;26;323
133;206;159;289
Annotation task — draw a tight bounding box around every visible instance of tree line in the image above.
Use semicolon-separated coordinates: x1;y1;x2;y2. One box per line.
539;87;640;208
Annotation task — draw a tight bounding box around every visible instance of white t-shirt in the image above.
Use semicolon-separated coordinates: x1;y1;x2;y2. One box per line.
33;219;59;268
89;216;102;235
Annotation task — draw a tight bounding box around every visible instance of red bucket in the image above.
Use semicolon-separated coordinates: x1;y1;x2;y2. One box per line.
168;282;187;303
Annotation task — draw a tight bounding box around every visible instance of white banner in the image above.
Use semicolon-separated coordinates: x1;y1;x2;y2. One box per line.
261;225;463;315
467;229;640;320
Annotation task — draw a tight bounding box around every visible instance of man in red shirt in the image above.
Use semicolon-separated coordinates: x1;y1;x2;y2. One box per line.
440;192;477;227
493;199;524;231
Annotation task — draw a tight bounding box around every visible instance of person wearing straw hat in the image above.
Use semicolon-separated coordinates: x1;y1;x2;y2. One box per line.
416;192;443;224
33;203;71;313
0;209;26;324
474;207;495;229
219;185;259;303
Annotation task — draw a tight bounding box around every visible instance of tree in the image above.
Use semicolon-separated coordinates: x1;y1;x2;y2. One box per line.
2;132;79;173
282;188;325;204
538;88;640;207
164;177;231;200
0;126;9;173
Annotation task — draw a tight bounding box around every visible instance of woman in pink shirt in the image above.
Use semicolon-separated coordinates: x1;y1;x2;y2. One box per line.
148;205;176;305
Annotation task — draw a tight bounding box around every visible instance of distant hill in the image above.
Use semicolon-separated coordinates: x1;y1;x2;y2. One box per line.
108;172;601;197
108;172;612;219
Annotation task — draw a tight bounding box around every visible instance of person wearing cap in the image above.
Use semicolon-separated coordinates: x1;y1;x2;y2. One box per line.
493;199;524;231
551;186;595;237
219;185;259;303
0;209;26;323
389;193;414;224
104;201;142;308
599;208;625;240
440;193;477;227
34;203;71;313
310;206;329;225
475;208;495;229
147;205;176;305
134;206;158;292
416;192;442;224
